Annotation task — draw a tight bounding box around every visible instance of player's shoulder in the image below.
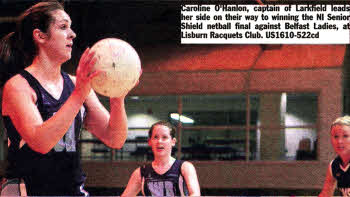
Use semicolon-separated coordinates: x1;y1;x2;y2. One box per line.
2;73;37;113
133;167;142;179
181;160;194;167
135;166;141;173
3;73;31;94
330;156;341;167
180;160;196;171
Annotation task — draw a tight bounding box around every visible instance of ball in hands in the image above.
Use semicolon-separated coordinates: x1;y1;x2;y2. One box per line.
90;38;141;97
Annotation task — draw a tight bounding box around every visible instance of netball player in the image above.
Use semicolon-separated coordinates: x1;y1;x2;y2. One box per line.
320;116;350;197
0;1;129;195
121;121;200;196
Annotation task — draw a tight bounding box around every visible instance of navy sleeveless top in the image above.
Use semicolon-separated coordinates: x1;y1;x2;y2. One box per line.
331;156;350;196
2;70;86;196
140;160;189;196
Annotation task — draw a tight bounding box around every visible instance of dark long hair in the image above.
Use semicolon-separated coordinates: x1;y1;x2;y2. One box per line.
0;1;64;86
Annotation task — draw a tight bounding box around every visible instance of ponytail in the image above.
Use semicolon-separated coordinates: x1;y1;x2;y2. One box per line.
0;32;26;87
0;1;64;87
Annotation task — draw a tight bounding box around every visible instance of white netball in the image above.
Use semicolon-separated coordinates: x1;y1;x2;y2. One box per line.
90;38;141;97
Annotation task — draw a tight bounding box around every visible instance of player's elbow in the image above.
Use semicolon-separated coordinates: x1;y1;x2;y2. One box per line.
189;191;201;196
121;192;132;197
26;138;53;154
28;143;51;155
34;144;52;154
106;139;125;149
37;149;50;155
318;187;334;197
107;134;127;149
109;143;123;149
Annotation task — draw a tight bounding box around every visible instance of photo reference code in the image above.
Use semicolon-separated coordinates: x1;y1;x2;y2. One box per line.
265;31;320;39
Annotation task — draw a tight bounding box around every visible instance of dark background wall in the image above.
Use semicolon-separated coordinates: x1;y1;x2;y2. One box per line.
0;1;347;196
0;1;180;74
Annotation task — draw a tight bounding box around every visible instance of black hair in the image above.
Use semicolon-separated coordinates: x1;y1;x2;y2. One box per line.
148;121;176;139
0;1;64;86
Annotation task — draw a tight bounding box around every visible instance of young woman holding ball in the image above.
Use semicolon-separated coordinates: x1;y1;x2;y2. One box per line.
0;1;133;195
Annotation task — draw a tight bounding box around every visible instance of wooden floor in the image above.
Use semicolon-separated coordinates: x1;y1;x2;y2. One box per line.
86;187;325;196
